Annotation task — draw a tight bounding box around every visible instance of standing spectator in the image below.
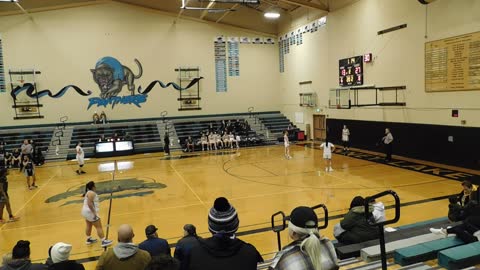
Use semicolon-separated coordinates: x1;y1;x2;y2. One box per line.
0;168;19;223
0;240;47;270
47;242;85;270
99;111;108;125
320;138;335;172
96;224;151;270
185;197;263;270
81;181;113;247
164;132;171;156
174;224;200;270
139;225;171;257
269;206;339;270
382;128;394;162
22;155;37;190
341;125;350;154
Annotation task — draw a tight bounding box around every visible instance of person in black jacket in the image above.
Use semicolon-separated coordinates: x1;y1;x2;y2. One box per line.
139;225;171;257
185;197;263;270
0;240;47;270
174;224;200;270
164;133;170;156
448;181;479;222
334;196;379;244
45;242;84;270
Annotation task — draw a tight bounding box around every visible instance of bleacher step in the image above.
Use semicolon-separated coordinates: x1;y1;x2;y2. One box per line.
345;260;393;270
397;262;436;270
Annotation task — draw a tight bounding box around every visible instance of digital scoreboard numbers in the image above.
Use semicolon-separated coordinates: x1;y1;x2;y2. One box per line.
339;56;364;87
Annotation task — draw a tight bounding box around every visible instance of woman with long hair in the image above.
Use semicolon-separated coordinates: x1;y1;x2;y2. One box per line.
81;181;112;247
320;138;335;172
270;206;338;270
283;130;291;159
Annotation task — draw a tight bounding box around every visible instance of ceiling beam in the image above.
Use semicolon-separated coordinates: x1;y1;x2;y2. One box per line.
278;0;328;11
215;3;239;23
200;1;216;19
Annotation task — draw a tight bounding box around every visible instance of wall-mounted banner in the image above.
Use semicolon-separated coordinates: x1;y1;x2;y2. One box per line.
0;37;5;93
214;37;227;92
228;38;240;77
10;56;203;109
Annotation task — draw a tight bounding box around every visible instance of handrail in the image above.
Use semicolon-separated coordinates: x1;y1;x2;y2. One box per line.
364;190;400;270
270;203;329;251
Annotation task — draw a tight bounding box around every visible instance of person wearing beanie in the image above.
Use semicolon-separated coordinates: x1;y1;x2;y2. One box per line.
47;242;84;270
96;224;151;270
0;240;47;270
185;197;263;270
334;196;379;244
174;224;201;270
139;225;171;257
269;206;338;270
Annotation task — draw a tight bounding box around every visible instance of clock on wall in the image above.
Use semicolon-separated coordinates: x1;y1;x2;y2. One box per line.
339;56;363;87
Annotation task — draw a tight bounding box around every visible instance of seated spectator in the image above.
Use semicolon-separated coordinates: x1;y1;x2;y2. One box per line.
431;203;480;243
139;225;171;257
145;254;180;270
11;149;21;168
96;224;151;270
222;132;230;148
448;180;479;222
186;137;194;152
234;134;240;149
269;206;338;270
371;200;386;223
214;132;223;149
93;112;100;125
334;196;379;244
0;240;47;270
185;197;263;270
46;242;85;270
99;111;107;125
200;134;209;151
208;133;216;150
174;224;200;270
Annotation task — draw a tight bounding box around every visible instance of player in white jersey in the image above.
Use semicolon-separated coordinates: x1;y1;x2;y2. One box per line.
320;138;335;172
76;142;86;175
208;133;217;150
81;181;112;247
342;125;350;154
235;133;241;149
283;131;292;159
222;132;230;148
201;133;209;151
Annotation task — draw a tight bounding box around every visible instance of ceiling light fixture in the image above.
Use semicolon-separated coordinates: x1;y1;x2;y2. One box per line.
264;11;280;19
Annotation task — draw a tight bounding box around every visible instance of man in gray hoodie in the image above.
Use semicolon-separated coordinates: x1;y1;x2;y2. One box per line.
96;224;151;270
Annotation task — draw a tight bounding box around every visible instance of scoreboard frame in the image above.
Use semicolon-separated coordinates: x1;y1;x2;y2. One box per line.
339;56;364;87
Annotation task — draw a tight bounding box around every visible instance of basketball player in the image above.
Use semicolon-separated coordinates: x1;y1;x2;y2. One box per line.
76;142;86;174
342;125;350;154
208;133;216;150
382;128;394;162
200;133;209;151
22;155;37;190
284;130;292;159
320;138;335;172
0;168;19;223
81;181;113;247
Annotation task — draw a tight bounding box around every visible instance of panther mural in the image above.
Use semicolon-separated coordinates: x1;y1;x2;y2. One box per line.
91;57;143;99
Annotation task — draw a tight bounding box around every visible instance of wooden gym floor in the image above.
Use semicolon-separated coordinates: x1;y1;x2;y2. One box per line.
1;143;476;269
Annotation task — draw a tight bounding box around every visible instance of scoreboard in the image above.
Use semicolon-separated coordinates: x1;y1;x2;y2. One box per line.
339;56;363;87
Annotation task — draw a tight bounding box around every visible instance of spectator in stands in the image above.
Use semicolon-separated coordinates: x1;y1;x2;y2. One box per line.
98;134;106;142
227;132;234;149
174;224;200;270
96;224;151;270
164;132;170;156
381;128;393;162
334;196;379;244
431;201;480;243
46;242;85;270
0;168;19;223
0;240;46;270
139;225;171;257
448;180;479;222
208;133;216;150
214;132;223;149
185;197;263;270
371;200;386;223
11;149;21;168
99;111;108;125
186;137;194;152
22;155;38;190
92;112;100;125
200;134;209;151
222;132;230;149
269;206;338;270
145;254;180;270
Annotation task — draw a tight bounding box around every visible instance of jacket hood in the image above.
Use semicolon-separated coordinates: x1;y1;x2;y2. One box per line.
5;259;32;270
113;243;138;260
198;235;244;258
